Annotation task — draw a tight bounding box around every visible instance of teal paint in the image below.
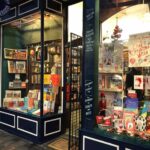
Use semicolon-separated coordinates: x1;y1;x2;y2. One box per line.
2;26;23;100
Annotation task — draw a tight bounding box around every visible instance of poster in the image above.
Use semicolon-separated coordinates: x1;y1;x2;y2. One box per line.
128;32;150;67
134;75;144;90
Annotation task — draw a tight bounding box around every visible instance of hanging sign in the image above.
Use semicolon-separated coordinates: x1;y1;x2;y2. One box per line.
0;0;10;17
128;32;150;67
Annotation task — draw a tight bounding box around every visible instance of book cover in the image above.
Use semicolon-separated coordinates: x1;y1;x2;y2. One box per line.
9;82;14;88
110;74;122;89
44;74;51;85
8;60;15;73
16;61;26;73
123;111;136;133
13;90;21;98
28;98;34;109
51;74;61;86
5;90;13;98
4;48;15;59
13;80;22;88
18;49;27;60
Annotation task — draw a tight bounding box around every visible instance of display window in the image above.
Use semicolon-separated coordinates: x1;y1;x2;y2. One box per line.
97;4;150;140
1;12;63;117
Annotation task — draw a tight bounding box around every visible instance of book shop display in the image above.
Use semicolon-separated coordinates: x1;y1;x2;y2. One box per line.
0;0;64;143
80;2;150;150
97;5;150;143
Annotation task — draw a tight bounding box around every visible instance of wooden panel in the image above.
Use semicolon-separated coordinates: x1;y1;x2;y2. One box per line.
17;116;38;136
0;111;15;128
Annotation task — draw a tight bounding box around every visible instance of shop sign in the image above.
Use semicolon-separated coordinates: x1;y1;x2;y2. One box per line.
128;32;150;67
0;0;10;17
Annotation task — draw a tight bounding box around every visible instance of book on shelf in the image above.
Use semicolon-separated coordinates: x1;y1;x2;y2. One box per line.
4;48;15;59
31;74;41;84
27;90;39;100
8;61;26;73
44;74;51;85
4;48;27;60
13;80;22;88
18;49;27;60
4;90;21;99
15;74;20;80
16;61;26;73
9;82;14;88
5;90;13;98
13;90;21;98
99;74;122;90
9;81;26;89
8;61;15;73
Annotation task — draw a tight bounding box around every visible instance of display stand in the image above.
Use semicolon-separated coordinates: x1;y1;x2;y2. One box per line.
0;0;65;143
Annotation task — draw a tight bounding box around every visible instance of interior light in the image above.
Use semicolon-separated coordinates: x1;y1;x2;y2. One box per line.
144;12;150;21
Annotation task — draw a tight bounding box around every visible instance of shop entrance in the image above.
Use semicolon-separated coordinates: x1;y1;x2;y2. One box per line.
65;33;82;150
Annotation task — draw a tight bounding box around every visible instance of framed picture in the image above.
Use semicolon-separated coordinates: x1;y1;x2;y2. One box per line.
18;49;27;60
16;61;26;73
8;60;15;73
5;90;13;98
35;46;47;60
4;48;15;59
13;90;21;98
36;46;41;60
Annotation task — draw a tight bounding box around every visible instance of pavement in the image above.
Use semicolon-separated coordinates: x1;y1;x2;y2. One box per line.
0;129;67;150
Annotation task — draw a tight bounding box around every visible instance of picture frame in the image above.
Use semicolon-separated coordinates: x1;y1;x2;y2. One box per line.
4;48;16;59
4;48;27;60
5;90;13;98
16;61;26;73
13;90;21;98
8;60;15;73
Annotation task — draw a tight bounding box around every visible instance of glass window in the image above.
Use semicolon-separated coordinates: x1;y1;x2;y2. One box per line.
97;4;150;140
1;12;63;117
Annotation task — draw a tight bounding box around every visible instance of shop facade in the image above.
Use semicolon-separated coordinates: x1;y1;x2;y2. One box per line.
0;0;66;143
80;0;150;150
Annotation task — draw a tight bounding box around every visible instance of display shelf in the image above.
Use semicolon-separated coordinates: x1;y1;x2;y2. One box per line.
80;128;150;150
99;88;122;92
99;70;123;74
9;88;26;90
0;0;64;144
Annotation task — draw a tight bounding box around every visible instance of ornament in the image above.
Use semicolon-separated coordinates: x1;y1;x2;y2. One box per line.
111;17;122;40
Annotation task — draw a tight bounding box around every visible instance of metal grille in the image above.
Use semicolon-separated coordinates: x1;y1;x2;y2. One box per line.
65;33;82;150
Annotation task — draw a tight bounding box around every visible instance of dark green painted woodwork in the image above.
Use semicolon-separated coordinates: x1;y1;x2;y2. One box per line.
2;26;23;100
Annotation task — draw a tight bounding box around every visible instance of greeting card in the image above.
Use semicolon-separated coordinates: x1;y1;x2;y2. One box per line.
134;75;144;90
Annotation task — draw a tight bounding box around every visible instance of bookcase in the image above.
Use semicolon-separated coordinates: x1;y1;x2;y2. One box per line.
3;48;28;109
98;41;124;115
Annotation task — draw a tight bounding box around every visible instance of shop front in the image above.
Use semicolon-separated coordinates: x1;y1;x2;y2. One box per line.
0;0;65;143
80;0;150;150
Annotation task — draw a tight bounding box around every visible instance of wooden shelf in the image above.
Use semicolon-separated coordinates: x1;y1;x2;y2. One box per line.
8;72;26;74
9;87;26;90
99;71;123;74
99;88;122;92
